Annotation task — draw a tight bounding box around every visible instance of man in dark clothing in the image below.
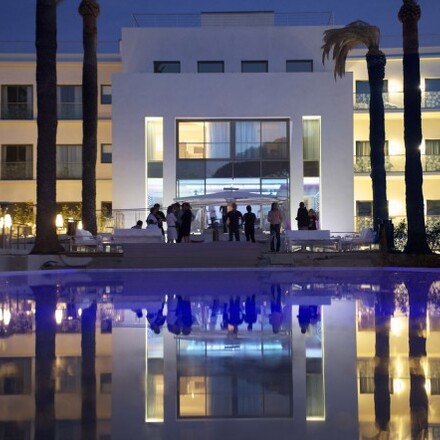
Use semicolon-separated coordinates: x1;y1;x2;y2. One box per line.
295;201;309;230
243;205;256;243
154;203;166;236
225;203;243;241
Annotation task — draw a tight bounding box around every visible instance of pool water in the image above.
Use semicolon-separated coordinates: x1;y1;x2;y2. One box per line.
0;267;439;440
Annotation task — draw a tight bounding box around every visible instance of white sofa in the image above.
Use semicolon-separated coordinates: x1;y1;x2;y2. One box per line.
112;228;163;244
284;229;336;252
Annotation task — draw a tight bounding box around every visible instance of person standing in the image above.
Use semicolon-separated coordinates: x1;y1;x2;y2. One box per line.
243;205;256;243
166;205;178;243
220;205;228;233
268;202;283;252
179;202;193;243
308;209;318;230
295;201;309;230
154;203;166;236
225;203;243;241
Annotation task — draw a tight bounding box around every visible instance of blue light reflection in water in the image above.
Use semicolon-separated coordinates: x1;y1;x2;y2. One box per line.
0;267;439;440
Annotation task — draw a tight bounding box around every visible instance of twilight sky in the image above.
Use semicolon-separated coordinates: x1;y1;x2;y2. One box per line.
2;0;439;51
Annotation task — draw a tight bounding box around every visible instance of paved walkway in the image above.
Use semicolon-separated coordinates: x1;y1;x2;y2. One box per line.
0;241;439;271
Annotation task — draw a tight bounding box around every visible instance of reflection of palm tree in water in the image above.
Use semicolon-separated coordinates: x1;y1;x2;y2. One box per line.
408;280;429;439
33;285;57;440
81;302;98;439
374;290;394;434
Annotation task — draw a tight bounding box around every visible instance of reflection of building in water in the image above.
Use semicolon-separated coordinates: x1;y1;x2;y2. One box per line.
110;297;358;440
356;280;440;438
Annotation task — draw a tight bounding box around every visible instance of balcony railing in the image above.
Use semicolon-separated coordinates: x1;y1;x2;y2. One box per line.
57;103;82;120
354;91;440;111
1;103;33;120
354;154;440;173
1;162;33;180
56;163;82;179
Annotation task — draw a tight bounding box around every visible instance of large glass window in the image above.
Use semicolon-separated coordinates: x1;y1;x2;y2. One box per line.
146;119;164;161
286;60;313;72
425;139;440;155
57;85;82;119
1;85;33;119
198;61;224;73
303;118;320;177
235;121;261;159
154;61;181;73
1;145;33;180
261;121;288;159
427;200;440;216
241;61;268;73
57;145;82;179
178;121;230;159
355;140;390;156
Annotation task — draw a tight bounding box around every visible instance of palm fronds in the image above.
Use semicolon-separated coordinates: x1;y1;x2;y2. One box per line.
322;21;381;79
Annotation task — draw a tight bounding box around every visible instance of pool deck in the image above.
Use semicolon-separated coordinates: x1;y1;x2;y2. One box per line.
0;240;439;271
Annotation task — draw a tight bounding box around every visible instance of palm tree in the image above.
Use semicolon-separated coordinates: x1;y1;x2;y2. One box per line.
79;0;100;236
32;0;64;254
322;21;389;238
398;0;431;254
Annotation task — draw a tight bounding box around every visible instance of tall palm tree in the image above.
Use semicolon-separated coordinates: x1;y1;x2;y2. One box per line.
79;0;100;236
32;0;64;254
322;21;389;238
398;0;431;254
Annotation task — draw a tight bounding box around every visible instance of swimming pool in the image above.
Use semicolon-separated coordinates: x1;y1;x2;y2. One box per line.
0;267;438;439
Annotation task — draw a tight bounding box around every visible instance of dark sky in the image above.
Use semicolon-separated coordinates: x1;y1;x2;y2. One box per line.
2;0;439;51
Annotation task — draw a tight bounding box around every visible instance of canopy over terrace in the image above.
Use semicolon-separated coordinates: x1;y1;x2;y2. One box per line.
174;189;287;232
174;189;285;207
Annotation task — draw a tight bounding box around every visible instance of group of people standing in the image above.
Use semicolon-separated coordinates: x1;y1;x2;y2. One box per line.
132;202;194;243
295;201;319;231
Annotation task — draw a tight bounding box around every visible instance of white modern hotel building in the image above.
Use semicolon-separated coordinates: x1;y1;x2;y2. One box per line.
0;11;439;232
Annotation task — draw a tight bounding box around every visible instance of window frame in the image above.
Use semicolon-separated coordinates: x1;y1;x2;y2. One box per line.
197;61;225;73
100;84;112;105
241;60;268;73
286;60;313;72
100;143;112;164
154;61;181;73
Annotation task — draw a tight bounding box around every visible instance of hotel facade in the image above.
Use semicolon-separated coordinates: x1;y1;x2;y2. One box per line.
0;12;439;233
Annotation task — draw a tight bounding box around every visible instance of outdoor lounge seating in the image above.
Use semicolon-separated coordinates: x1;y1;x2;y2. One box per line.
69;229;101;252
112;228;163;244
342;227;377;251
285;230;337;252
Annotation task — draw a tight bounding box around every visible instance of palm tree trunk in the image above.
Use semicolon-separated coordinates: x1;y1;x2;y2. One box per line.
399;0;431;254
32;0;63;254
79;0;100;235
367;52;389;234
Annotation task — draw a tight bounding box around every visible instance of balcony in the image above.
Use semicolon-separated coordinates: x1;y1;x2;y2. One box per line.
57;103;82;120
56;163;82;179
354;154;440;173
1;103;33;120
354;91;440;111
1;162;33;180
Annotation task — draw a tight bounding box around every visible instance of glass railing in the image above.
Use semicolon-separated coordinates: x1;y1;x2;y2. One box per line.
56;163;82;179
0;162;33;180
354;154;440;173
354;91;440;111
1;103;33;120
57;103;82;120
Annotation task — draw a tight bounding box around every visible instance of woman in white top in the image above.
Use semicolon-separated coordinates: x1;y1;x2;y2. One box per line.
166;205;178;243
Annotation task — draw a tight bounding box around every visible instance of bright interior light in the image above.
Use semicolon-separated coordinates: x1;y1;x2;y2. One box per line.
388;140;402;156
4;214;12;228
389;200;404;218
388;80;400;93
77;221;83;230
55;213;64;228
